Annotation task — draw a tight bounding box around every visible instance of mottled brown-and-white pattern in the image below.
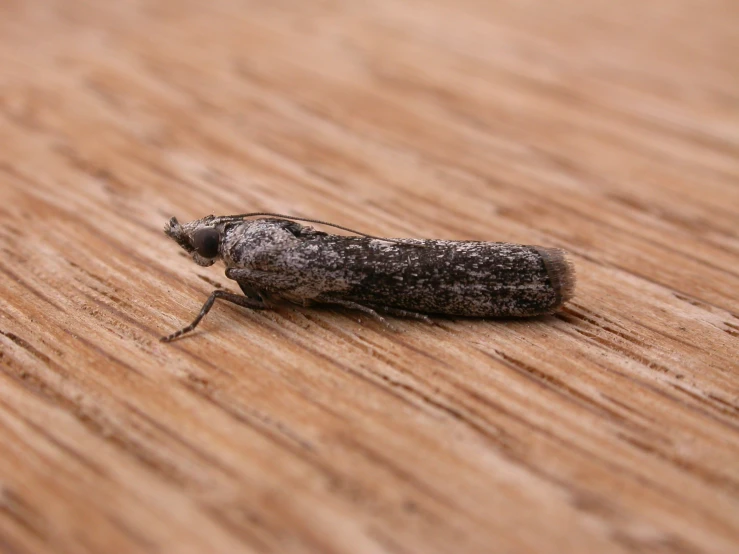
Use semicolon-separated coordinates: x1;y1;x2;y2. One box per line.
163;215;575;340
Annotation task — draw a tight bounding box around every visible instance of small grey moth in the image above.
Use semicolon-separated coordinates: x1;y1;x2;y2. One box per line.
160;212;575;341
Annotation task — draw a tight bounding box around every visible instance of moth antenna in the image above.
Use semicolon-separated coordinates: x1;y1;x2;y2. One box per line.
223;212;417;245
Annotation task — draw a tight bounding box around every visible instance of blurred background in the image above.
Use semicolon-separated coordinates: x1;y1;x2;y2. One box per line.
1;1;738;553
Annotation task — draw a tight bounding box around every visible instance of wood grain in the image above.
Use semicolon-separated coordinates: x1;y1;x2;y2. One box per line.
0;1;737;553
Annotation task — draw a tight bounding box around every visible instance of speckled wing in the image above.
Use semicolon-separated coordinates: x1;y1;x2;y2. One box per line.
282;235;575;317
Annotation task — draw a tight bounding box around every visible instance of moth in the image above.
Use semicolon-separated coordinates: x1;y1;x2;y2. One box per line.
161;213;575;341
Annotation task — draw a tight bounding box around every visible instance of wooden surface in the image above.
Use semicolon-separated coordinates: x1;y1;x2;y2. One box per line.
1;1;738;553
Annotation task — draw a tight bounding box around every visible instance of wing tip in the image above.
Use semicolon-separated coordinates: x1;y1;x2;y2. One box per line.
535;247;576;310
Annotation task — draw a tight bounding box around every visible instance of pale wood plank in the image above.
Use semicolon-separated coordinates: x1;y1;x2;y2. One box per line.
0;1;737;553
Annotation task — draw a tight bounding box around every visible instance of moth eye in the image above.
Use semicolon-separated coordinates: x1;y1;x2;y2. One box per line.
192;228;220;259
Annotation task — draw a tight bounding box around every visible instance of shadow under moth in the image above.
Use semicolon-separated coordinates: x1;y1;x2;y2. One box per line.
161;213;575;341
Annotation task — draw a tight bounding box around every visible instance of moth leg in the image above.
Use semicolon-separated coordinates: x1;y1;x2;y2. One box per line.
236;281;263;300
368;305;434;324
317;295;395;328
224;268;278;305
161;290;266;342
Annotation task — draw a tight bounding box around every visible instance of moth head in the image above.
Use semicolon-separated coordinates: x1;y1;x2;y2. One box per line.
164;216;222;267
